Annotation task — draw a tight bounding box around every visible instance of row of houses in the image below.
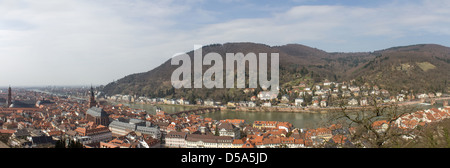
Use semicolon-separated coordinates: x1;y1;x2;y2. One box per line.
165;132;233;148
4;128;56;148
71;124;112;145
165;131;306;148
164;120;305;148
252;120;293;132
165;127;349;148
107;95;193;105
395;107;450;129
99;132;159;148
108;118;161;139
233;136;305;148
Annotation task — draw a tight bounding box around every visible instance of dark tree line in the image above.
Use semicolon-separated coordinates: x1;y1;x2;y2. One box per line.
55;138;84;148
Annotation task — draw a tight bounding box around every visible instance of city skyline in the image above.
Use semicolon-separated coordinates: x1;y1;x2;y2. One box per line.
1;0;450;86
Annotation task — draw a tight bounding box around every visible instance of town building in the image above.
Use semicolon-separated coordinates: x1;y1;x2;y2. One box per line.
29;135;55;148
74;124;112;144
85;107;110;126
348;98;358;106
253;121;277;130
320;100;327;107
185;134;233;148
262;102;272;107
108;119;161;139
109;120;138;136
165;131;187;148
214;122;241;139
220;119;245;128
204;100;215;106
258;91;278;100
136;125;161;139
295;98;304;106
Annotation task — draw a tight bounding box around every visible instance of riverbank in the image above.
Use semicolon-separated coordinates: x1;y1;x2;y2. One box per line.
107;100;358;114
106;100;334;113
233;106;355;113
104;96;448;114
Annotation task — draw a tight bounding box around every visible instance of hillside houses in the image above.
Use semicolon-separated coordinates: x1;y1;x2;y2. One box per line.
104;78;443;110
258;91;278;101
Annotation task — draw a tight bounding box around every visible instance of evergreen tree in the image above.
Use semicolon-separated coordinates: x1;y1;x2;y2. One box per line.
55;138;66;148
67;139;83;148
300;67;309;76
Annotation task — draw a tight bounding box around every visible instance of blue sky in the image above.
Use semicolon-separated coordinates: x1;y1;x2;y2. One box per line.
1;0;449;86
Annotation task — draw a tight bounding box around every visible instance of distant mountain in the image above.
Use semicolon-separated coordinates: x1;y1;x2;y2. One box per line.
350;44;450;93
102;43;449;101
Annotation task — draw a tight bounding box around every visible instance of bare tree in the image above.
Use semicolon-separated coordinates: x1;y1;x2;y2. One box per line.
329;97;418;148
407;118;450;148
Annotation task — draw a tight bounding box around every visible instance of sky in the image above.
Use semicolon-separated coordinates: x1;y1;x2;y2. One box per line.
1;0;449;87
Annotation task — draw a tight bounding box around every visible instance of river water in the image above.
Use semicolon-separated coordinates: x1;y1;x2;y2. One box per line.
123;103;331;129
202;110;331;129
122;102;441;129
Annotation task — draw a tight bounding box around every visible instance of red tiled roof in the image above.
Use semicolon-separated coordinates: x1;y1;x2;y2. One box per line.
242;141;255;148
332;135;347;144
0;129;15;134
232;139;245;145
47;130;63;136
372;120;389;129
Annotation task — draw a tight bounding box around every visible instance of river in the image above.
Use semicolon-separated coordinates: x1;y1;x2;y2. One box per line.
121;101;442;129
34;89;445;129
123;103;331;129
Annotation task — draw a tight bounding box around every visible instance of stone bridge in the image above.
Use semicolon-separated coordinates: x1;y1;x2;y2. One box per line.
170;107;221;117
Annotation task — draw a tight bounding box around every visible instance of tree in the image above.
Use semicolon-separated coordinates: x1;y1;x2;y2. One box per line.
278;144;288;148
214;127;220;136
329;97;417;148
303;92;312;105
55;138;82;148
55;139;66;148
67;139;84;148
240;130;247;138
300;66;309;76
405;118;450;148
188;94;196;105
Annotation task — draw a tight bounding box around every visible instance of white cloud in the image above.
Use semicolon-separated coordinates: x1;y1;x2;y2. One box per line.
0;0;193;86
184;1;450;51
0;0;449;86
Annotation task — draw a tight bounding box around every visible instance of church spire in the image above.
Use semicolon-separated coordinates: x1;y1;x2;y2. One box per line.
7;86;12;108
90;85;95;98
88;85;97;108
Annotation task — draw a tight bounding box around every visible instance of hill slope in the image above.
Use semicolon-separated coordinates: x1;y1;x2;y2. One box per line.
351;44;450;93
102;43;450;101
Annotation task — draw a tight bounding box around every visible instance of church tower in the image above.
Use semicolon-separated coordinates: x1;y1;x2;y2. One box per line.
88;86;97;108
85;86;109;126
7;86;12;108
